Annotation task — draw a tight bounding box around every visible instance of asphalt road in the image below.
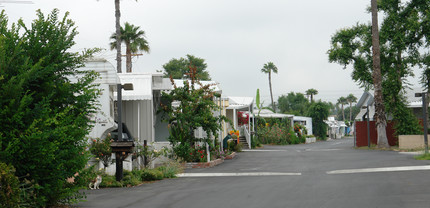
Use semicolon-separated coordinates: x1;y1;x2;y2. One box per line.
76;137;430;208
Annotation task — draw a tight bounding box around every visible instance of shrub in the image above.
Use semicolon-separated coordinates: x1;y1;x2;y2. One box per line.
157;166;177;178
255;122;308;145
141;169;164;181
234;143;243;152
0;163;20;208
211;145;228;159
159;66;228;162
122;174;141;187
99;175;123;188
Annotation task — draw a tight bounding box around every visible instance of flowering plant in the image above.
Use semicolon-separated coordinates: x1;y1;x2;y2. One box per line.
89;135;113;170
134;142;166;168
188;145;208;162
238;111;249;126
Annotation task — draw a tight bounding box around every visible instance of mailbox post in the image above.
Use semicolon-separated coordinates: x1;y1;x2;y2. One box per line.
111;83;134;181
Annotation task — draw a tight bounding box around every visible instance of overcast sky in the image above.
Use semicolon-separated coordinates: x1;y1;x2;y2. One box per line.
2;0;424;104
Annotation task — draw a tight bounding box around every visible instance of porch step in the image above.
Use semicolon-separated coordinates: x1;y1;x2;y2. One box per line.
239;136;249;149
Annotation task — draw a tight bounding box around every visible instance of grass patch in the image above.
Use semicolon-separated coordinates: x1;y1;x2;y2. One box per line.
397;147;425;152
97;160;184;188
414;153;430;160
354;144;397;151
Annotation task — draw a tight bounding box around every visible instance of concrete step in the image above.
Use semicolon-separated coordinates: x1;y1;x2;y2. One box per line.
239;137;249;149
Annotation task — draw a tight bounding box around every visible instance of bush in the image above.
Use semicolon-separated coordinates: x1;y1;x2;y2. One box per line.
141;169;164;181
99;175;123;188
93;162;183;188
307;101;329;140
157;166;177;178
122;174;141;187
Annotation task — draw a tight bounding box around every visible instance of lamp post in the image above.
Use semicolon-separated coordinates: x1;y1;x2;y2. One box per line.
112;83;134;181
415;92;428;154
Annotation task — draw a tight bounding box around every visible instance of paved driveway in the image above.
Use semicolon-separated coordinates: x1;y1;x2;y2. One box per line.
76;138;430;208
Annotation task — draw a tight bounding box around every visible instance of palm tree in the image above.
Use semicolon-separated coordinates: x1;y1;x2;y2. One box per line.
371;0;388;148
114;0;122;73
337;96;348;121
261;62;278;112
306;88;318;102
110;22;150;73
346;94;357;122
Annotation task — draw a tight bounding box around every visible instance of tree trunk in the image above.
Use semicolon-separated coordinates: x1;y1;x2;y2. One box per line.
342;104;345;121
349;102;352;121
115;0;122;73
310;94;313;103
126;42;132;73
269;71;276;112
371;0;389;148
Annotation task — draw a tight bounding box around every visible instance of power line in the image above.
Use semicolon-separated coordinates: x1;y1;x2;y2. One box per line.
0;0;33;7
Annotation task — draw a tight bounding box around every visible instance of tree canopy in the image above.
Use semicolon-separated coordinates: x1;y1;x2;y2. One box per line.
162;54;211;80
110;22;150;73
278;92;309;116
0;9;100;206
305;88;318;102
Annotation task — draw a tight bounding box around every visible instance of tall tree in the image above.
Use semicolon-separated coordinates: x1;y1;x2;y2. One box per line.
337;97;348;121
305;88;318;102
115;0;121;73
371;0;389;148
110;22;150;73
346;94;357;121
328;0;428;140
162;54;211;80
261;62;278;112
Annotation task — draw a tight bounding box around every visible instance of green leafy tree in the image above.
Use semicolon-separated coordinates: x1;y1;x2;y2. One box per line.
0;163;21;208
337;97;348;121
278;92;310;116
0;10;100;206
305;88;318;102
261;62;278;112
159;65;226;161
307;101;330;140
162;54;211;80
110;22;150;73
328;0;427;140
